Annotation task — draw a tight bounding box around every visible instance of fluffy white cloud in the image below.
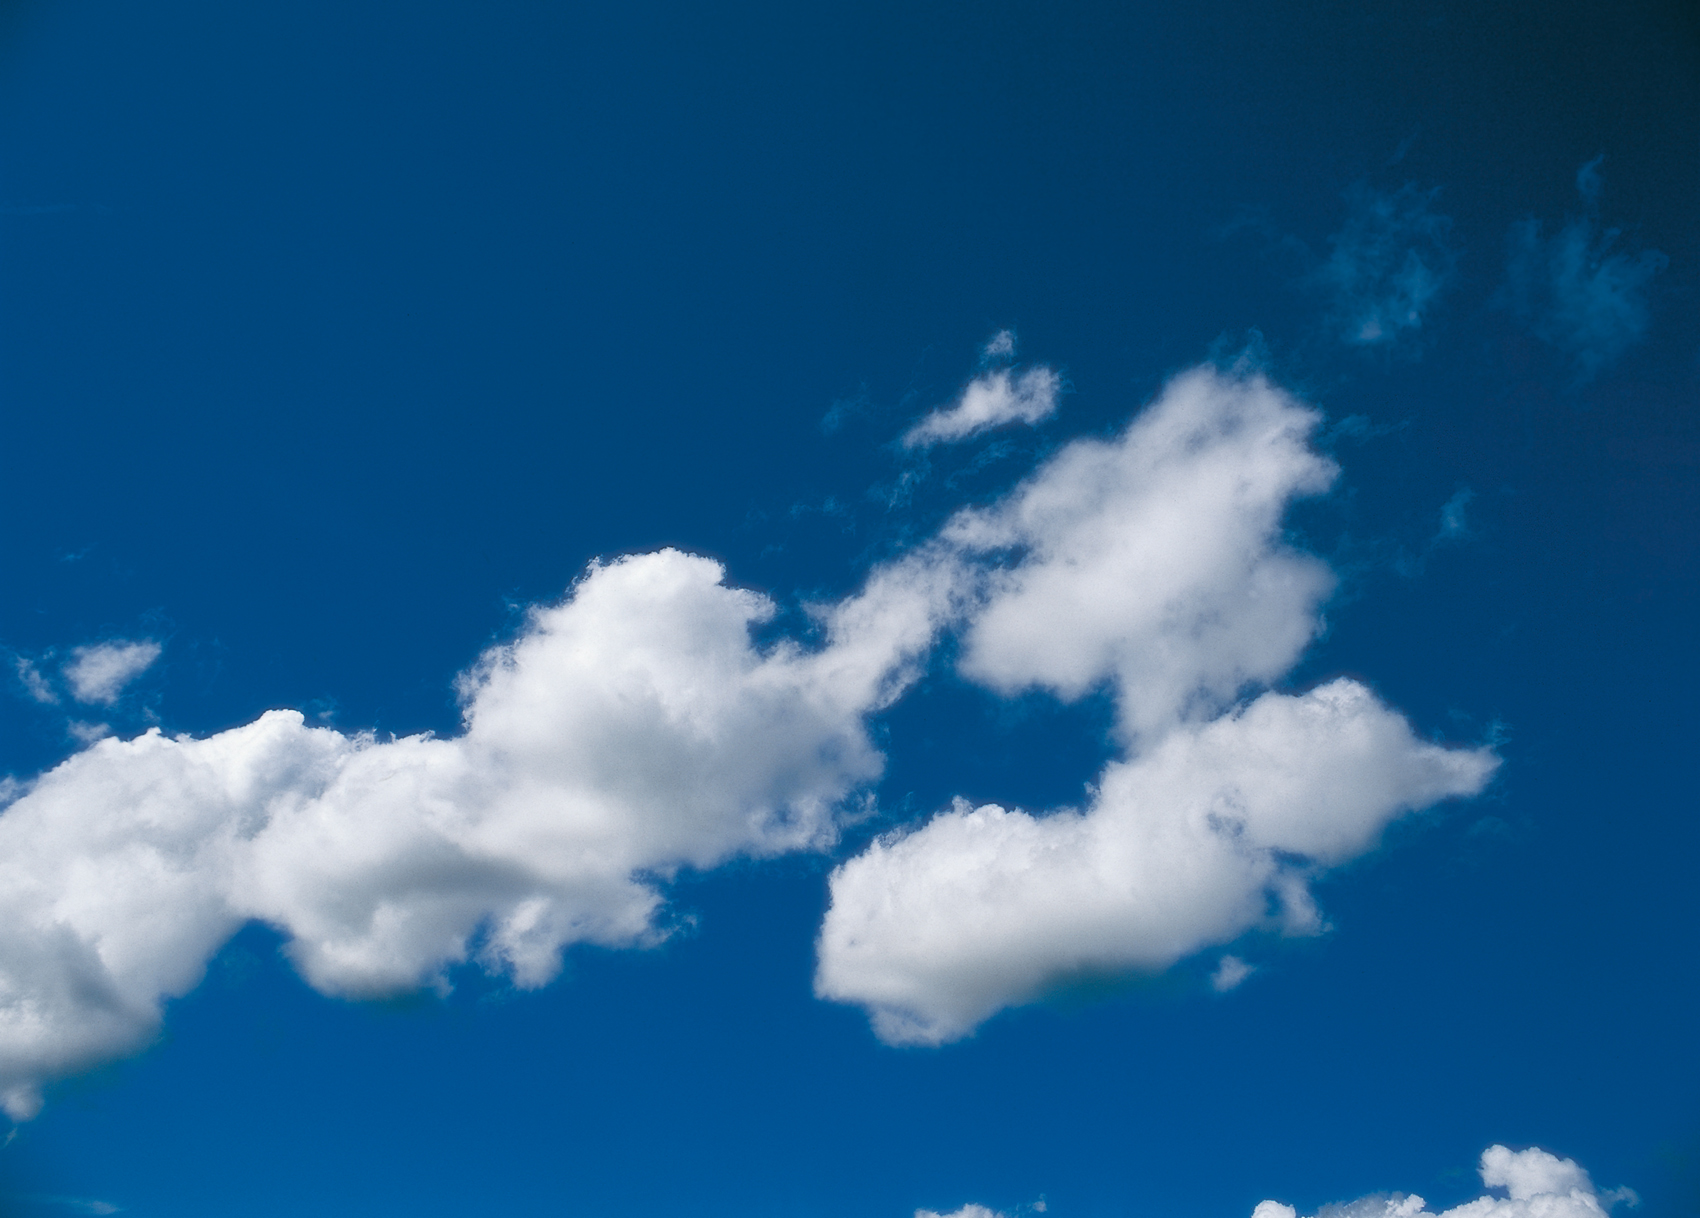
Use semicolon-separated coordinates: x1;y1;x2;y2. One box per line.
918;1207;1005;1218
817;368;1497;1044
946;368;1337;744
0;360;1499;1113
0;548;956;1119
62;640;161;706
1252;1145;1635;1218
817;681;1495;1044
903;366;1060;448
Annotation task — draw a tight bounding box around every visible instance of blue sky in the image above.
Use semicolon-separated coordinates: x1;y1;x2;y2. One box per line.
0;1;1696;1215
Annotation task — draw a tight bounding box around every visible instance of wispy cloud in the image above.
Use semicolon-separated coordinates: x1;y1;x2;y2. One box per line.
1318;183;1458;348
980;329;1016;361
1211;955;1255;992
22;1197;122;1215
13;658;58;705
902;333;1059;448
1505;157;1667;383
62;641;161;706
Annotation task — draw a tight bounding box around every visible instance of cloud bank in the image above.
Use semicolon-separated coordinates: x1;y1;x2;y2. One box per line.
0;362;1496;1113
816;369;1497;1044
1253;1145;1635;1218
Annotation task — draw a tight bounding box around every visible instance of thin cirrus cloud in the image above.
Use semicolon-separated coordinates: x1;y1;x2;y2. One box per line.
0;361;1493;1117
1505;157;1667;383
815;369;1497;1045
902;332;1060;448
1252;1145;1636;1218
1317;183;1458;348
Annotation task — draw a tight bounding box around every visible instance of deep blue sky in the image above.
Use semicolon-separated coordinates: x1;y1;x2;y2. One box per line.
0;1;1696;1216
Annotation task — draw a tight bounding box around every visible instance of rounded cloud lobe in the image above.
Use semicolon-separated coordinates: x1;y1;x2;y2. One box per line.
816;368;1498;1045
1252;1145;1633;1218
0;363;1499;1115
0;549;950;1119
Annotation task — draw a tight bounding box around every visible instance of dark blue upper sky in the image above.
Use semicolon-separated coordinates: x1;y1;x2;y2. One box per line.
0;1;1696;1216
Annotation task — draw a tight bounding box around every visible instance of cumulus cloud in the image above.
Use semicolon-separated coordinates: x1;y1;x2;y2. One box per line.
944;369;1337;745
817;369;1497;1044
818;681;1494;1044
0;549;960;1119
62;641;161;706
1506;159;1667;382
919;1207;1004;1218
1252;1145;1635;1218
0;360;1496;1111
903;365;1060;448
1319;183;1458;347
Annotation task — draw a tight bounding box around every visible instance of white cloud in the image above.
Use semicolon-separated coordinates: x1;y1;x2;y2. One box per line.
13;657;58;705
62;641;161;706
944;368;1338;745
817;681;1495;1044
1253;1145;1635;1218
982;329;1017;361
1319;183;1457;347
65;721;111;746
0;548;958;1119
817;368;1497;1044
903;366;1060;448
1211;954;1254;991
1506;161;1666;383
0;360;1498;1113
918;1207;1003;1218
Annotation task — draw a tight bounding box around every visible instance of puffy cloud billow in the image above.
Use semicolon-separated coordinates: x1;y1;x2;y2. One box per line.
0;362;1496;1113
0;549;958;1119
1253;1145;1636;1218
816;369;1497;1044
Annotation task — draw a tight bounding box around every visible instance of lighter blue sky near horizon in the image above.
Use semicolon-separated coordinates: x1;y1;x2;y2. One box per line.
0;1;1696;1216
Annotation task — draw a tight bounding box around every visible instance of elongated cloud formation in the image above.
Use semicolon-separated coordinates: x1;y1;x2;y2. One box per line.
0;362;1495;1114
1252;1145;1634;1218
0;549;960;1119
903;366;1060;448
817;369;1497;1044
